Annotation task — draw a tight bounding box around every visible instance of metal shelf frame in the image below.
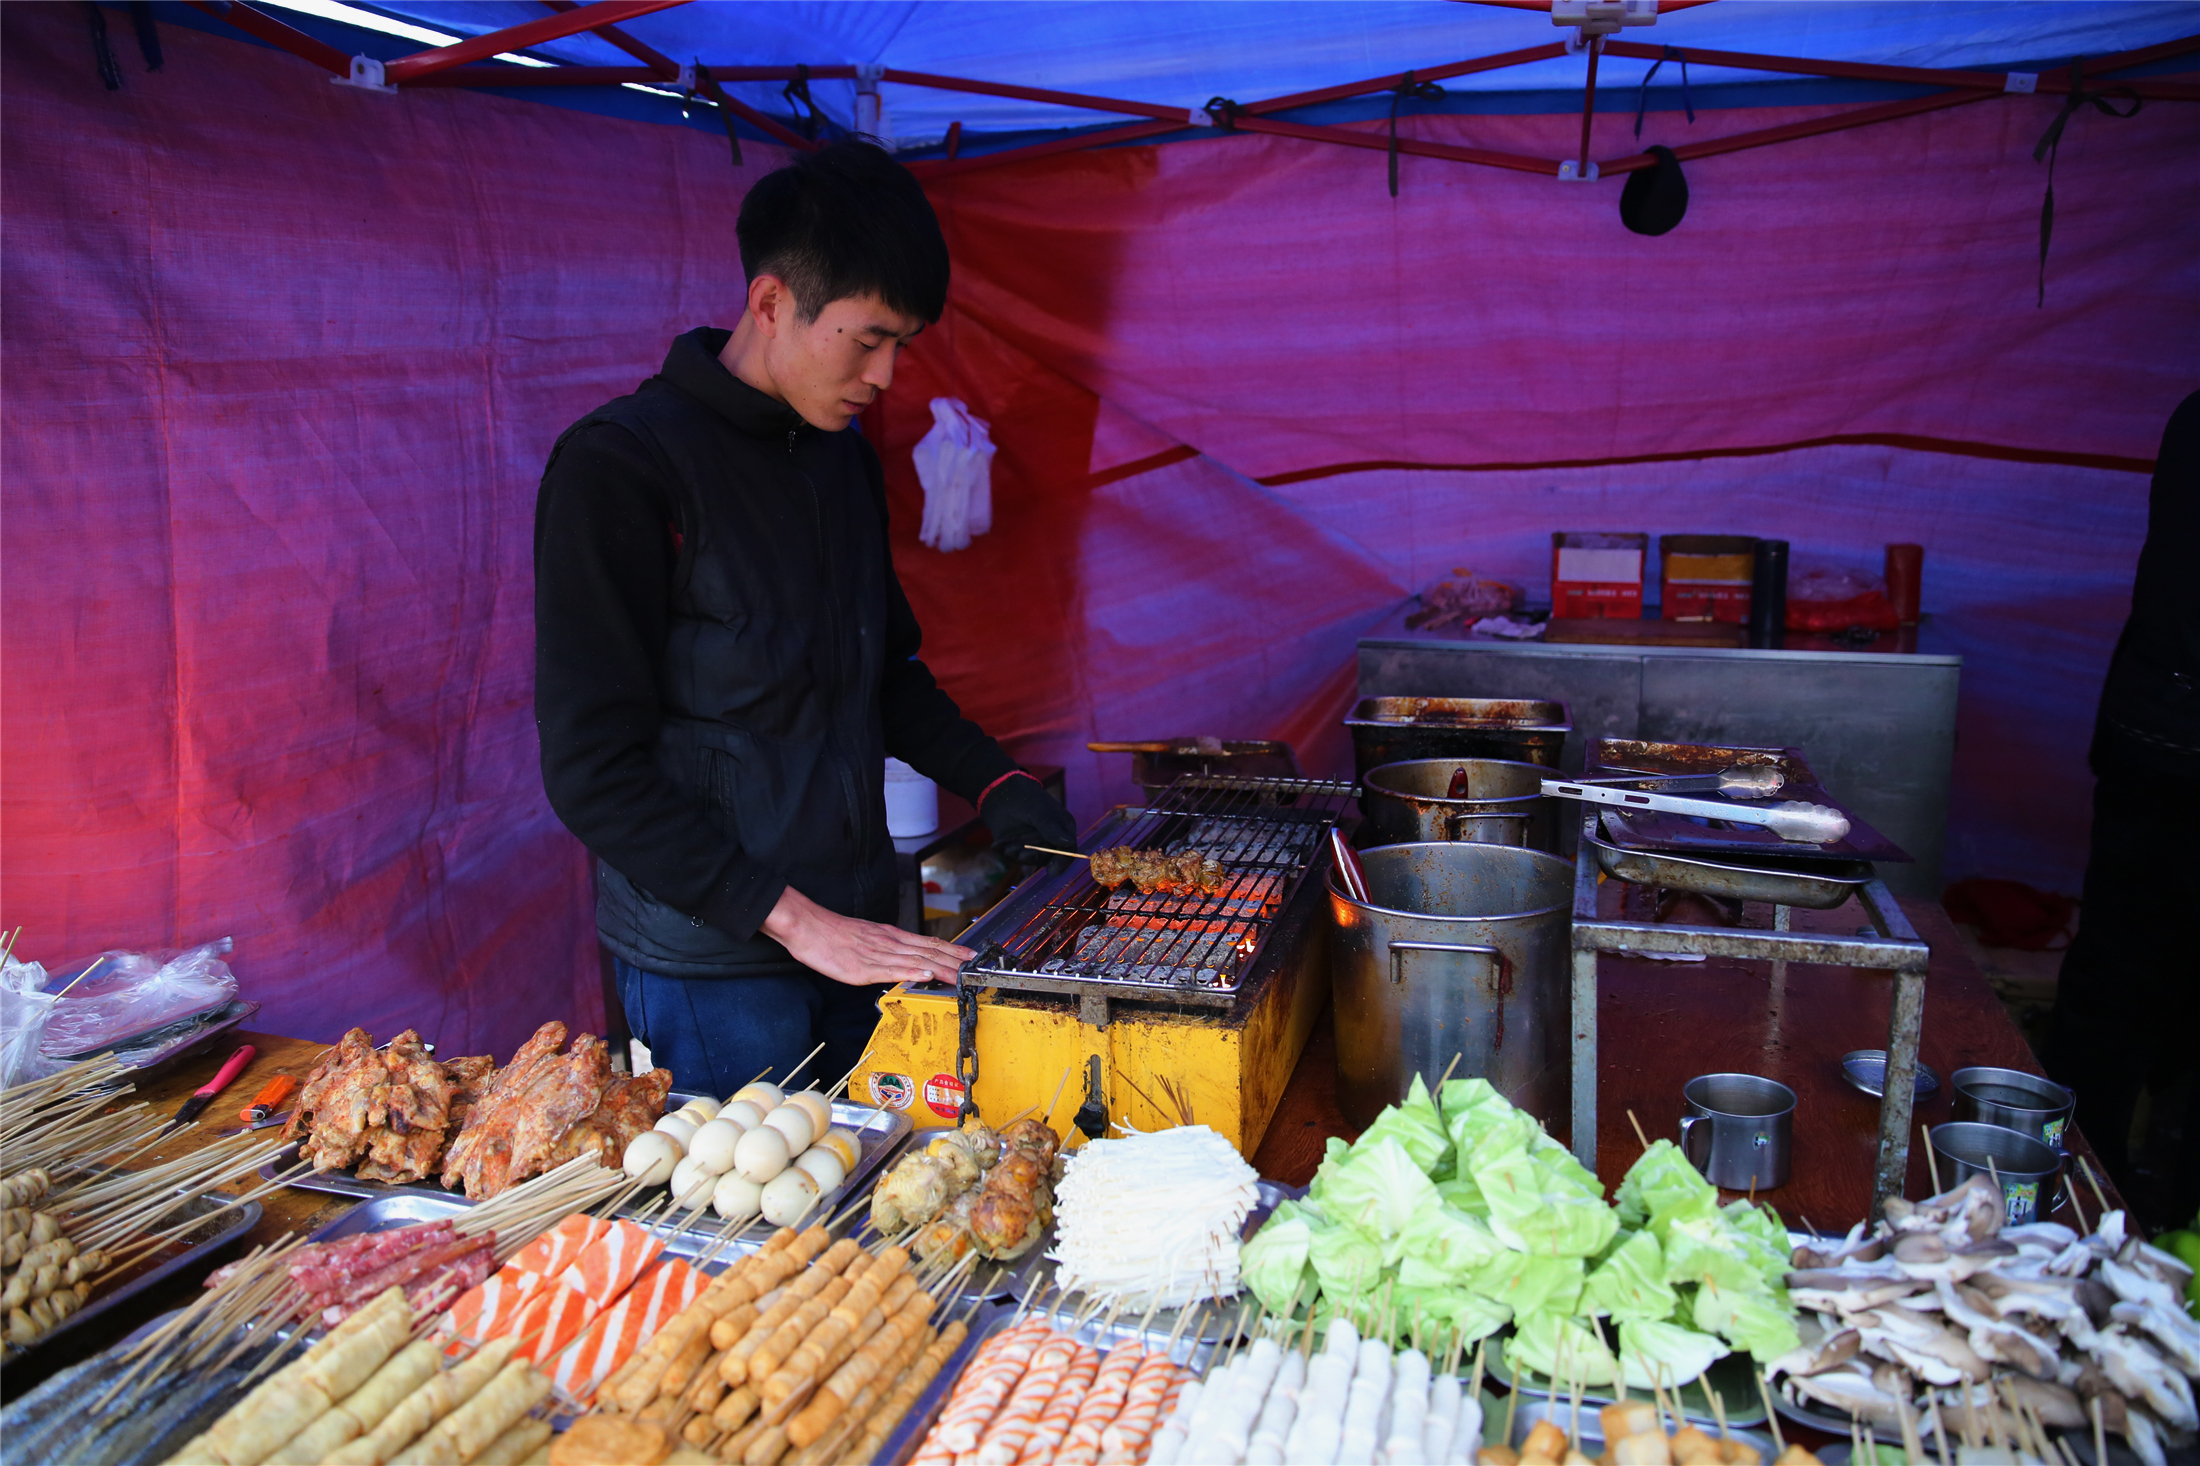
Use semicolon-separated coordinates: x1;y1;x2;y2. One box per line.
1565;811;1932;1217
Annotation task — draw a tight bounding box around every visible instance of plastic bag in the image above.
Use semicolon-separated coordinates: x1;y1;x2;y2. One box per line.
39;938;238;1059
912;397;996;553
1;956;60;1089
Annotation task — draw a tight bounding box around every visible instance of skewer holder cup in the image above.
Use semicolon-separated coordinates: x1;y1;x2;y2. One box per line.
1928;1121;2061;1226
1359;757;1559;853
1327;841;1573;1131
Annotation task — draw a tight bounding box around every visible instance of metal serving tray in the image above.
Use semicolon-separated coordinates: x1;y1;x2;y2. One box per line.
306;1189;796;1275
1484;1334;1769;1429
1590;739;1909;864
871;1295;1227;1466
0;1192;262;1367
1587;824;1875;910
263;1099;912;1235
961;1178;1298;1337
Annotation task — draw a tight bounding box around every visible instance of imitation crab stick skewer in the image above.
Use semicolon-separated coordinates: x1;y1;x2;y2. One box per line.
1016;1341;1101;1465
976;1330;1083;1465
1055;1335;1147;1466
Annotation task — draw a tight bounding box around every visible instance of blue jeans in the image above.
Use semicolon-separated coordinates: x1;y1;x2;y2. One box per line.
612;960;881;1099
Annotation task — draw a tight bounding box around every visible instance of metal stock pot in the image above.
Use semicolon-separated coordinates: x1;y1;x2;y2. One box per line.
1359;757;1557;852
1328;841;1573;1130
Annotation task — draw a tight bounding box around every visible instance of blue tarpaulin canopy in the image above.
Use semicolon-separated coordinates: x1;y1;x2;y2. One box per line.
245;1;2200;151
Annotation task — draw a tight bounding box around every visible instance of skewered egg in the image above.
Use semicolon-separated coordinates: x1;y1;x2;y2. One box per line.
652;1113;697;1149
621;1131;681;1186
687;1118;743;1175
732;1082;783;1111
677;1096;721;1123
760;1168;820;1226
712;1173;763;1222
786;1090;832;1135
721;1099;767;1131
761;1104;816;1153
815;1128;861;1172
792;1146;847;1193
733;1124;790;1183
668;1155;717;1208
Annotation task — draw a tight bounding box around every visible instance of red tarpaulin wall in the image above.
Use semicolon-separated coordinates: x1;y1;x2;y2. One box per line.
5;8;2196;1048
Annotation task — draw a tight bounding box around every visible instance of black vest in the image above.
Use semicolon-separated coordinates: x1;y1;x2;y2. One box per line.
562;333;898;976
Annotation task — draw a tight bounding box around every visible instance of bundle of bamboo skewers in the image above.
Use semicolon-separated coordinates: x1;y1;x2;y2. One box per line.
0;1052;295;1355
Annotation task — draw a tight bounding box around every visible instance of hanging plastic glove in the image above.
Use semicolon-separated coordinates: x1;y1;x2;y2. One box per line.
913;397;996;552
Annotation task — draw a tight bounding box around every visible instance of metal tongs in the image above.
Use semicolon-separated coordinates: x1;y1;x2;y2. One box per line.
1566;764;1787;799
1541;764;1852;844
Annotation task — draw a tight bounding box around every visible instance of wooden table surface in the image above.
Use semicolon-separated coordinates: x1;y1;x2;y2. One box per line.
12;896;2116;1409
1251;894;2121;1234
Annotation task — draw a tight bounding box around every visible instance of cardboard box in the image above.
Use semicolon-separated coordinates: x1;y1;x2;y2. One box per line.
1551;532;1647;619
1659;534;1757;622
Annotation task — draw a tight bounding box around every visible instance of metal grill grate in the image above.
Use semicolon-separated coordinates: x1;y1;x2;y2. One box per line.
960;774;1355;1003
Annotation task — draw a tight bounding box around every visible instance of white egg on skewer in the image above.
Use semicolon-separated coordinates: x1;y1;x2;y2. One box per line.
621;1131;681;1186
792;1146;847;1193
815;1128;862;1172
651;1113;697;1150
686;1118;744;1176
733;1124;790;1184
712;1172;763;1222
668;1155;718;1208
720;1099;767;1132
677;1096;721;1123
786;1090;832;1135
760;1167;820;1226
732;1082;784;1111
761;1104;815;1153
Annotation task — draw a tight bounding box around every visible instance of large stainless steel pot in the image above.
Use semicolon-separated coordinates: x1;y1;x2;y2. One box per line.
1328;842;1572;1131
1360;757;1557;853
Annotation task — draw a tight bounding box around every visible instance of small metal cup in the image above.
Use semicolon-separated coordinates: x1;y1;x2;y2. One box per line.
1951;1067;2074;1153
1680;1073;1795;1191
1929;1122;2062;1226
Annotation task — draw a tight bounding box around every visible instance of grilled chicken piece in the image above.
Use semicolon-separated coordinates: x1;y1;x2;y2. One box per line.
284;1028;382;1171
440;1020;568;1191
551;1067;674;1168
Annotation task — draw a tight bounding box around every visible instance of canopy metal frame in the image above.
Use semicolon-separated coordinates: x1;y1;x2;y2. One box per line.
185;0;2197;181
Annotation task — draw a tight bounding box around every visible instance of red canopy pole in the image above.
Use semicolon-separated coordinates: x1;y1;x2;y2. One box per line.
1576;35;1603;177
1232;114;1563;176
537;0;680;79
185;0;349;76
381;0;689;84
881;69;1191;123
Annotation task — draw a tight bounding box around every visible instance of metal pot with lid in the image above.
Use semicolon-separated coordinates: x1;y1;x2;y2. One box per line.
1360;757;1557;852
1328;841;1573;1132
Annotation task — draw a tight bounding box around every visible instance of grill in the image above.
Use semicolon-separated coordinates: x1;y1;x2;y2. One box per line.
958;774;1356;1009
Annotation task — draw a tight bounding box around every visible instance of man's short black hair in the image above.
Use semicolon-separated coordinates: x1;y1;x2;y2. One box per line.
736;141;949;325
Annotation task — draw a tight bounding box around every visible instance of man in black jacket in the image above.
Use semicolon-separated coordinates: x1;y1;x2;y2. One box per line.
533;142;1074;1096
2044;389;2200;1224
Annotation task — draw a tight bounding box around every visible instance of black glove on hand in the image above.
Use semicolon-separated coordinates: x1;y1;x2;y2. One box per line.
979;774;1077;864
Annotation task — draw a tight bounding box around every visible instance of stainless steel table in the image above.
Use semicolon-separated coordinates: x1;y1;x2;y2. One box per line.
1358;612;1961;896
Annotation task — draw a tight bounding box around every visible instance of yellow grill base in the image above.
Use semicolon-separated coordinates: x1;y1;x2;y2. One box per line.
855;894;1329;1157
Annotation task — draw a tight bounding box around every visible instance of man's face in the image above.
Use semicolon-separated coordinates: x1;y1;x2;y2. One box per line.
760;287;925;431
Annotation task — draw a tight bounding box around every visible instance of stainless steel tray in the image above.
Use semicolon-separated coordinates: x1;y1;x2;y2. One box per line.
1590;739;1909;864
306;1189;789;1274
0;1192;261;1366
962;1177;1298;1338
1508;1397;1778;1457
1485;1334;1769;1429
262;1098;913;1235
1588;824;1875;910
872;1293;1228;1466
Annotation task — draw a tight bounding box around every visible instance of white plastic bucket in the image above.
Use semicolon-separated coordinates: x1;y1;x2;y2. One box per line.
884;758;939;838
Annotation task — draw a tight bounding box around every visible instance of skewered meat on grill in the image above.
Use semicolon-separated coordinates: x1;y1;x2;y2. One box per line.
968;1124;1060;1259
1086;847;1226;895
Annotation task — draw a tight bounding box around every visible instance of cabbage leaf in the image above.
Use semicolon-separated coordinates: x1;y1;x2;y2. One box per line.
1616;1317;1731;1389
1239;1200;1315;1315
1693;1284;1802;1361
1356;1073;1452;1176
1582;1229;1677;1322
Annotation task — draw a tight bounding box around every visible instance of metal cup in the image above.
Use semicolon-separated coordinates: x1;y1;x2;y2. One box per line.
1951;1067;2074;1154
1929;1122;2062;1226
1679;1073;1795;1191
